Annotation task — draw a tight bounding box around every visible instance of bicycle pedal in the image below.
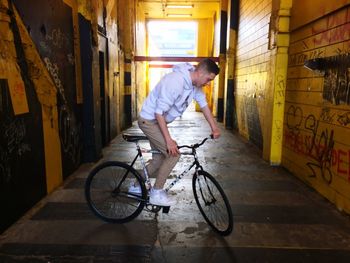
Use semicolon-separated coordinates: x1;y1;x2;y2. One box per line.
162;206;170;213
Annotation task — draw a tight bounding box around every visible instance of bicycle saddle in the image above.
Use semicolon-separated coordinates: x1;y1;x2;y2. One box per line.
122;133;148;142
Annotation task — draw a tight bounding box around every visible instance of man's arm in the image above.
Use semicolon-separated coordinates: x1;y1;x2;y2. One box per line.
201;105;221;139
155;113;180;156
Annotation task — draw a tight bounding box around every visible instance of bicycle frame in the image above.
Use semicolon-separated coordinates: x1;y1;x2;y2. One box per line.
129;137;210;193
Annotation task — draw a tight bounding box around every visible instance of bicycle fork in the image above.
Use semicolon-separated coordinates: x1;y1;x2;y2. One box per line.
196;171;217;206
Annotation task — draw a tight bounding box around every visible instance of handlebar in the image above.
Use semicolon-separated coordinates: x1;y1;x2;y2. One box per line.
177;135;213;150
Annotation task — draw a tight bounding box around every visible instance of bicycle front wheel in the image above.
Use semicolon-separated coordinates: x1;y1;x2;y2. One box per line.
85;161;146;223
192;170;233;236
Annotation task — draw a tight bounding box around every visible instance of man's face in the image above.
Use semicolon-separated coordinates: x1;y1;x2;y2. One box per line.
196;71;217;87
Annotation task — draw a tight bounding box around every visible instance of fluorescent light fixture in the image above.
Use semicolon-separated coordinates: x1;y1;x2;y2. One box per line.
166;4;194;9
166;13;192;17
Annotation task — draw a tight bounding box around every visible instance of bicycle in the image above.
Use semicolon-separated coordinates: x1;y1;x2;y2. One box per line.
85;133;233;236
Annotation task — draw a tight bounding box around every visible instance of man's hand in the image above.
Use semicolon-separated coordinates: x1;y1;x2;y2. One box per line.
166;138;180;156
212;127;221;139
155;113;180;156
201;106;221;139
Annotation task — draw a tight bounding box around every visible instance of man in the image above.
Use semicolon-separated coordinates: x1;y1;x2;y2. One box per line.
137;58;221;206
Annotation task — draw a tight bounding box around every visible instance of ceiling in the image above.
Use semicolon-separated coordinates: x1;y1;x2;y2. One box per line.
138;0;221;19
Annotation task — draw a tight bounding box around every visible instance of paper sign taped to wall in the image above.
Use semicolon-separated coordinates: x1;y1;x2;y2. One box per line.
8;63;29;115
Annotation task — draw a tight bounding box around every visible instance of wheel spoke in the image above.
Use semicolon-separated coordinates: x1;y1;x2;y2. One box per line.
85;161;146;223
193;171;233;235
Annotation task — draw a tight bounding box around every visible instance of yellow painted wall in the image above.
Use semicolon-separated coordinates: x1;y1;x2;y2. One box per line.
290;0;350;30
235;0;273;146
135;2;147;115
106;0;121;134
215;2;224;119
233;0;292;164
9;1;62;193
1;0;127;193
198;19;213;57
64;0;82;104
0;0;137;232
117;0;136;127
284;2;350;213
198;18;215;111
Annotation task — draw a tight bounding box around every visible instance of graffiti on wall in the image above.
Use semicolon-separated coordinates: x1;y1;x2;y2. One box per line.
338;111;350;126
289;49;324;67
304;54;350;106
272;74;287;147
44;57;81;165
0;119;30;182
0;80;31;184
238;75;266;149
324;69;350;105
14;0;83;177
285;105;350;184
312;22;350;47
245;96;263;149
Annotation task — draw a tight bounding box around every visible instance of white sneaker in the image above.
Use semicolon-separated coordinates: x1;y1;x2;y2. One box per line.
128;183;142;196
149;189;176;206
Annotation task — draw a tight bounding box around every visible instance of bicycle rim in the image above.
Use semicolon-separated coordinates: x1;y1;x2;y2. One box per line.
85;161;146;223
192;170;233;236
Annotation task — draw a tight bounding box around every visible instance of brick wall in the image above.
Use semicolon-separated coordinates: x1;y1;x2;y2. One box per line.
284;3;350;213
235;0;272;149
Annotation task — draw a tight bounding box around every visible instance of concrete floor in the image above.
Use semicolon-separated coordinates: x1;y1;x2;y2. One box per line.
1;111;350;263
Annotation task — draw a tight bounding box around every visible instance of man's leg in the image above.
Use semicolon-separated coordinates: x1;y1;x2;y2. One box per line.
138;118;179;189
140;140;163;179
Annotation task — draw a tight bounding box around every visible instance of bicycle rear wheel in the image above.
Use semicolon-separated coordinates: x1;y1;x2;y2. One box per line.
192;170;233;236
85;161;146;223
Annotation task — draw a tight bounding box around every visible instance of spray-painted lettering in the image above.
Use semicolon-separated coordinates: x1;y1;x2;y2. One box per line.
285;105;350;183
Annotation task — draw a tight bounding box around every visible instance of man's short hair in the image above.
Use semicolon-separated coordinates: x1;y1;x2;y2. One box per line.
197;58;220;75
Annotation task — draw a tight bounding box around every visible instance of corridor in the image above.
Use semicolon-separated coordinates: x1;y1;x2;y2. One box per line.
0;112;350;263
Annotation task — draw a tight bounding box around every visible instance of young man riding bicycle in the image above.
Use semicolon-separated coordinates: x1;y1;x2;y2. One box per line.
135;58;221;206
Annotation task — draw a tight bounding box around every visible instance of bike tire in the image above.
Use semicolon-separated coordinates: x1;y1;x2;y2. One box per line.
192;170;233;236
85;161;146;223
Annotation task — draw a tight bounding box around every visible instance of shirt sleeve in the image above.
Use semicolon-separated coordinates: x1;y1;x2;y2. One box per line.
194;88;208;108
